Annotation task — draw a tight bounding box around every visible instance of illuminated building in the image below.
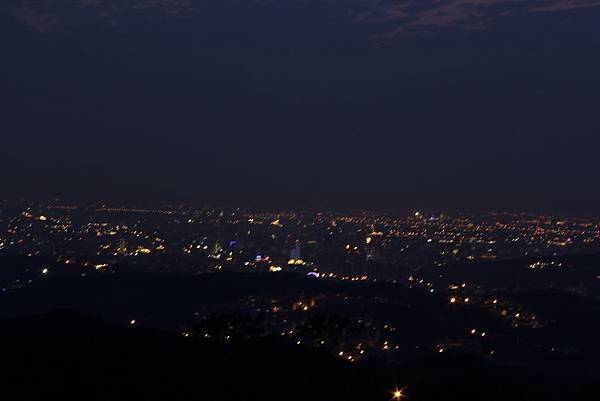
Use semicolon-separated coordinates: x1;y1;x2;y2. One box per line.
290;242;301;260
117;238;128;256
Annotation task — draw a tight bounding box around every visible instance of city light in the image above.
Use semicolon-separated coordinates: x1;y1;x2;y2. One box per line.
392;387;406;400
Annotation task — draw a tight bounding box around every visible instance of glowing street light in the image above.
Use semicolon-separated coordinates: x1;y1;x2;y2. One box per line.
392;387;406;400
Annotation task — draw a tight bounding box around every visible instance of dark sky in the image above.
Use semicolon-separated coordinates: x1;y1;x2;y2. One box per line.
1;0;600;211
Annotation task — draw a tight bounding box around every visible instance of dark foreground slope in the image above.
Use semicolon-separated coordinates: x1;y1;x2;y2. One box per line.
1;268;600;401
2;310;599;401
1;311;387;401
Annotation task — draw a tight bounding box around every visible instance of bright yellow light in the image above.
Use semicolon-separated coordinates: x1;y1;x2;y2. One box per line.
392;387;406;400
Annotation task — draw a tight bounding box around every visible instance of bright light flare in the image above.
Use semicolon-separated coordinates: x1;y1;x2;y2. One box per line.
391;387;406;400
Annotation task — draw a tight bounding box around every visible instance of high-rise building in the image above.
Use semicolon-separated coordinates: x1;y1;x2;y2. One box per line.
117;239;128;256
290;242;301;260
212;241;223;256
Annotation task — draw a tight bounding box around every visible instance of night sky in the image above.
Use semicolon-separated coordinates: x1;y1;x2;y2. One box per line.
2;0;600;210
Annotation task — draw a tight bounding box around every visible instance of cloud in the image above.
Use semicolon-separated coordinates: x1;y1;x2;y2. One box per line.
7;0;600;37
351;0;600;39
529;0;600;12
10;0;193;31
